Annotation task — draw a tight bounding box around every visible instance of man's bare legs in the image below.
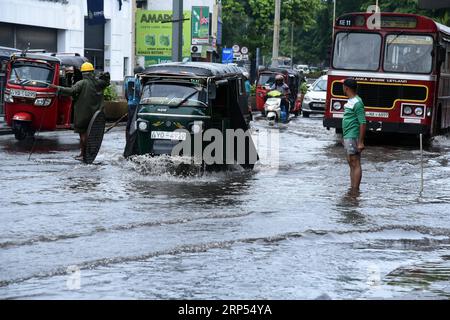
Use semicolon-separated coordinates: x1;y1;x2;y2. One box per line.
78;132;87;158
347;154;362;191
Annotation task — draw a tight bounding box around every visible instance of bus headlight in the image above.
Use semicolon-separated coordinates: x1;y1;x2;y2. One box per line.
403;106;413;116
414;107;424;117
138;121;149;132
332;101;342;111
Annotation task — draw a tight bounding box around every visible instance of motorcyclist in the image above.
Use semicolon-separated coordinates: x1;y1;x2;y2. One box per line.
270;74;291;122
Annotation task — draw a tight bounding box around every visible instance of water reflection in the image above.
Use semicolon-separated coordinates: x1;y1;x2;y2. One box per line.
1;136;79;154
336;188;366;226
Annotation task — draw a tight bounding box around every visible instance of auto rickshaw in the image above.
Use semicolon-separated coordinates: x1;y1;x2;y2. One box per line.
255;67;302;116
4;52;86;140
124;62;258;169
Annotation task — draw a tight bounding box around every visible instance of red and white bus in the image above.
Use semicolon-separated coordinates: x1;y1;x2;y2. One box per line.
324;12;450;137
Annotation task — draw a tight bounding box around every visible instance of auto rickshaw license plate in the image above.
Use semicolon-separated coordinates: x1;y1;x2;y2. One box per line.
10;89;36;98
151;131;187;141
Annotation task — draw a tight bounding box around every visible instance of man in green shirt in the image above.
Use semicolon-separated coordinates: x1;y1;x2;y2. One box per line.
342;78;366;191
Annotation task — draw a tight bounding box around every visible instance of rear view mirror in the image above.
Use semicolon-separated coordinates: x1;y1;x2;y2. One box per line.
437;45;447;67
208;83;217;100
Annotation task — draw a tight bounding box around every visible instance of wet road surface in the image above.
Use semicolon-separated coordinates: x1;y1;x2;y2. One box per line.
0;116;450;299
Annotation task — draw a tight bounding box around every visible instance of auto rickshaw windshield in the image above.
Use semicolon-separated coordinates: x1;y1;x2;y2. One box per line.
8;62;54;87
140;82;208;107
258;73;277;86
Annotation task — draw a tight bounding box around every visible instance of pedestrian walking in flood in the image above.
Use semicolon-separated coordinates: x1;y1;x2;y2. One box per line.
49;62;110;160
342;78;366;191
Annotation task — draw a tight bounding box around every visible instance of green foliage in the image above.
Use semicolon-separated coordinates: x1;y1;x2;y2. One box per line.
250;83;257;96
300;82;308;95
103;84;118;102
222;0;450;67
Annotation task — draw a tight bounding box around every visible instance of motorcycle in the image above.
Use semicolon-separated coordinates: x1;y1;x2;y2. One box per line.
264;90;289;126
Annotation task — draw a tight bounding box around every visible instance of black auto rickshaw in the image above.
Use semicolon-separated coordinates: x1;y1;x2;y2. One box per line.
124;62;258;169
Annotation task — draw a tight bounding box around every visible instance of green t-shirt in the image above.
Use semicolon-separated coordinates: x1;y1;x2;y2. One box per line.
342;96;366;139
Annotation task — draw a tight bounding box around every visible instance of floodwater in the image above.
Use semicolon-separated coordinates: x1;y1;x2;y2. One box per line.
0;116;449;299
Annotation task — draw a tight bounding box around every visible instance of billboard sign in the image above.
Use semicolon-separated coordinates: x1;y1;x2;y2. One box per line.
136;9;192;66
222;48;233;64
191;6;210;45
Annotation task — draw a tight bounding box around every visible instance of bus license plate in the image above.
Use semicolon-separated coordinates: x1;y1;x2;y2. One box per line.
366;111;389;118
151;131;187;141
10;89;36;98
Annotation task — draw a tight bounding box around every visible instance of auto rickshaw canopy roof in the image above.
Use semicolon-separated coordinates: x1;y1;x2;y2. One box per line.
143;62;244;78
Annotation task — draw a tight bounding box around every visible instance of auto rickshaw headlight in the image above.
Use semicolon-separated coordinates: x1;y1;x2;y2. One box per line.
138;121;149;132
4;93;13;103
191;121;203;134
34;98;52;107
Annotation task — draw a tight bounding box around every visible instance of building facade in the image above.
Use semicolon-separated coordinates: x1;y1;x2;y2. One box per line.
136;0;222;67
0;0;133;82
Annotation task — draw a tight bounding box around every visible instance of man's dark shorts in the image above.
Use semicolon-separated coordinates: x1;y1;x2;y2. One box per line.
344;138;360;156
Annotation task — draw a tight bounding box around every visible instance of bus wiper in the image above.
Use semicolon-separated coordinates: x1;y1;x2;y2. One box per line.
387;31;405;48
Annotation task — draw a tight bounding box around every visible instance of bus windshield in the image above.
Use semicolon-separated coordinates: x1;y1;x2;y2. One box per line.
333;32;382;71
140;83;208;108
384;34;434;74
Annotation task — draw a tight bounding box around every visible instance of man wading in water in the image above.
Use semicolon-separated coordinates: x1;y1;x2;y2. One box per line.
50;62;110;160
342;78;366;191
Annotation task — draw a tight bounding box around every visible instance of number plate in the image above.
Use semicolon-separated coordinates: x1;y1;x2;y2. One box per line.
151;131;187;141
366;111;389;118
10;89;36;98
312;103;325;108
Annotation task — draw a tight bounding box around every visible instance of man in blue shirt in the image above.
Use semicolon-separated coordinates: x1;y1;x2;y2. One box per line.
124;66;144;135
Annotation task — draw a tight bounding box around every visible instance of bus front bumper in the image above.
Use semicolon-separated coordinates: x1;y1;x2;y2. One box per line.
323;118;430;135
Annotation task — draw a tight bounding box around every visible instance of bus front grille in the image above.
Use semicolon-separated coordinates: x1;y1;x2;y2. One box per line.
332;82;428;109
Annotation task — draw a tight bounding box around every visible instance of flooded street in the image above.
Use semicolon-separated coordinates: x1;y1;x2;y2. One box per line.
0;116;450;299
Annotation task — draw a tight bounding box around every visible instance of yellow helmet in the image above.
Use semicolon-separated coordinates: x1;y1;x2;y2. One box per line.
80;62;94;72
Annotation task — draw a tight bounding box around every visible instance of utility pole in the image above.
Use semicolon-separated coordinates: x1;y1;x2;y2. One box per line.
272;0;281;65
172;0;183;62
290;22;294;67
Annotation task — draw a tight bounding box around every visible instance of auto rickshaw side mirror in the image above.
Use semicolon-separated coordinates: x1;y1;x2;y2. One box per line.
208;82;217;100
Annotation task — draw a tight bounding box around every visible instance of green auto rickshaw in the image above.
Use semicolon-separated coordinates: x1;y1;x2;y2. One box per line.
124;62;257;169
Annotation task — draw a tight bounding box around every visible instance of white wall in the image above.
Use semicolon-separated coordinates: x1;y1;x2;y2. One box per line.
0;0;133;81
104;0;133;81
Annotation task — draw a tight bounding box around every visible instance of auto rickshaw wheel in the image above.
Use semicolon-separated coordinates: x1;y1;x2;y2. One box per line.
13;123;33;141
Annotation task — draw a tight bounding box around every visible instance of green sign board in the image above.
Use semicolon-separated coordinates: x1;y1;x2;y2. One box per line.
136;9;192;66
191;6;210;45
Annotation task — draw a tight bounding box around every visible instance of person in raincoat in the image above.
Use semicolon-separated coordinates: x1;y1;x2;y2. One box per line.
50;62;110;160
